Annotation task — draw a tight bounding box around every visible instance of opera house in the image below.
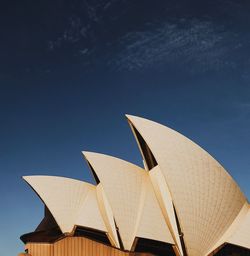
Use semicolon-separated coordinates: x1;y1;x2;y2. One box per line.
19;115;250;256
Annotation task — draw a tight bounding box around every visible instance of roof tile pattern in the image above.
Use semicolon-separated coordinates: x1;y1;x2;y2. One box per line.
83;152;174;250
126;115;247;256
23;176;107;233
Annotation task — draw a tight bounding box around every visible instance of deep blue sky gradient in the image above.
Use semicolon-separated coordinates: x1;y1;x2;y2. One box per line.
0;0;250;254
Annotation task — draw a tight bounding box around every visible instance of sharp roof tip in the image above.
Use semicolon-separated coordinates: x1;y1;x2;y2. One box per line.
125;114;141;122
81;151;90;160
125;114;136;118
125;114;145;120
82;151;96;155
22;175;40;182
82;151;103;159
22;175;32;181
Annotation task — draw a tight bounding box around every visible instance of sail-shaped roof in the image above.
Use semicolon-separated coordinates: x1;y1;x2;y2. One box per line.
126;115;247;256
83;152;174;251
23;176;107;234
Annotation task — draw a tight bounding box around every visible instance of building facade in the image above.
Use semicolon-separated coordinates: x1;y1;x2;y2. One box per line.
19;115;250;256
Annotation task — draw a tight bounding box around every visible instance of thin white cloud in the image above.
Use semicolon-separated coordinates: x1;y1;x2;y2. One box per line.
110;19;236;73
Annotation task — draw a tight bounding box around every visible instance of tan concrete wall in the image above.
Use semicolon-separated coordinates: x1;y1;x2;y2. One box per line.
25;236;154;256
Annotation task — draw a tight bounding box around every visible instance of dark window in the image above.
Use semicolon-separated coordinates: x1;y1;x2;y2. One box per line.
134;237;176;256
74;226;111;245
213;243;250;256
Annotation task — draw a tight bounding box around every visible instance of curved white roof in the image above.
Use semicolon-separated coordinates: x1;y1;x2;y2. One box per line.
23;176;107;234
126;115;247;256
83;151;174;250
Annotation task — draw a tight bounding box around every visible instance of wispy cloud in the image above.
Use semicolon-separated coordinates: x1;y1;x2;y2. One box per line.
109;19;238;73
46;1;250;76
47;0;123;51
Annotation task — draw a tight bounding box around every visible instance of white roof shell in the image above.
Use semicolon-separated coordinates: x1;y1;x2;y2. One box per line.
83;152;174;251
126;115;248;256
23;176;107;234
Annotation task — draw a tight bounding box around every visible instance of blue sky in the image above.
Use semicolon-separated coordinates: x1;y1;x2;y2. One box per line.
0;0;250;254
